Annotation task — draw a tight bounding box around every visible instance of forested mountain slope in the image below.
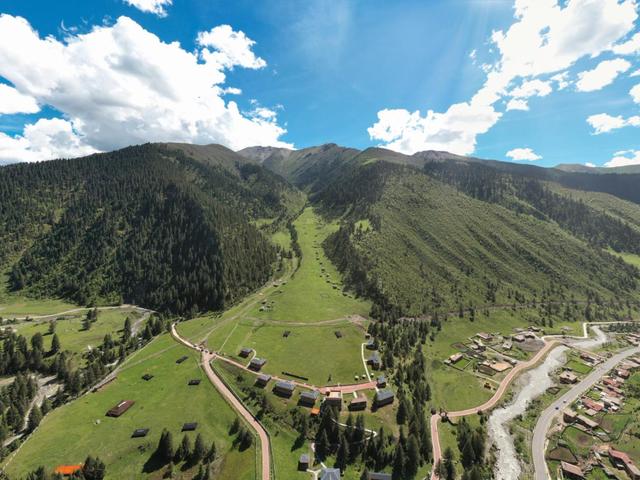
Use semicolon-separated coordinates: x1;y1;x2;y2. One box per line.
0;143;303;313
321;160;640;319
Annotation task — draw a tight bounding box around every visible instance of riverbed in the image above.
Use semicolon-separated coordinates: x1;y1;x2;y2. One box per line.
487;326;607;479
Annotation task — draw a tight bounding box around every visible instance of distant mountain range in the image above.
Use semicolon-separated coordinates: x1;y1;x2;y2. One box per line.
2;142;640;318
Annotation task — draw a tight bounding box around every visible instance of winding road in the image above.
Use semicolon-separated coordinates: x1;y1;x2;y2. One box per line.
171;324;272;480
532;344;640;480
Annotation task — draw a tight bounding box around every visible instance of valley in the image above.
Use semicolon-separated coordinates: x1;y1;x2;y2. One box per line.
1;143;640;480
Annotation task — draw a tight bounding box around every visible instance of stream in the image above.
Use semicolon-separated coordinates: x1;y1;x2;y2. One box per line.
487;326;607;479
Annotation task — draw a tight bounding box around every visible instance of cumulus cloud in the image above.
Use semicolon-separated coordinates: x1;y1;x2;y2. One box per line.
551;72;571;90
587;113;640;134
506;98;529;111
123;0;172;17
505;147;542;161
575;58;631;92
0;118;96;163
631;69;640;78
0;15;290;163
585;162;596;168
605;150;640;167
631;84;640;104
197;25;267;70
368;0;637;155
612;32;640;55
509;79;552;98
0;84;39;114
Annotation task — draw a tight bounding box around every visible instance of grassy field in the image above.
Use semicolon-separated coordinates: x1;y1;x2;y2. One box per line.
249;207;370;323
209;320;368;386
11;309;141;355
424;308;581;411
0;295;79;318
5;335;256;480
214;361;310;480
565;358;592;375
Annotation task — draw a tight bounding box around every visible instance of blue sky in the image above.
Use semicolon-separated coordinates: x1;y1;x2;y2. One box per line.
0;0;639;167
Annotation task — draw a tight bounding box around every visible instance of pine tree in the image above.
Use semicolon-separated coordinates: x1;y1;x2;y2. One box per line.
193;433;207;462
50;333;61;354
392;443;406;480
443;447;455;480
158;429;174;463
335;433;350;472
206;441;217;462
28;405;43;432
123;317;132;342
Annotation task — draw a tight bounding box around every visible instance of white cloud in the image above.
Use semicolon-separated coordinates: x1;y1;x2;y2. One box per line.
612;32;640;55
197;25;266;70
505;147;542;161
551;72;570;90
368;103;501;156
368;0;637;155
0;118;95;163
575;58;631;92
509;79;552;98
506;98;529;111
587;113;640;134
605;149;640;167
123;0;172;17
0;83;39;114
631;83;640;104
0;15;291;163
631;69;640;78
585;162;596;168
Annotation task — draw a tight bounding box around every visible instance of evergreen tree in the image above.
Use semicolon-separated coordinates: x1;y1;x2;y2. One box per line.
392;443;406;480
28;405;43;432
192;433;207;463
50;333;61;354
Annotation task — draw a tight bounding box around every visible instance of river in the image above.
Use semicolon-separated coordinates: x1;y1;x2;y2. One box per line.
487;326;607;479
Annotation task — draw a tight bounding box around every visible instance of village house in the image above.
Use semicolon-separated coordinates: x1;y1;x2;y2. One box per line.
609;449;640;480
249;357;267;371
576;415;598;430
560;371;579;384
561;461;585;479
489;361;511;373
616;368;630;379
513;334;525;343
367;473;393;480
563;409;578;423
325;391;342;410
603;377;622;389
377;375;387;388
349;396;367;411
476;332;492;341
255;374;272;387
298;390;319;407
374;389;394;408
106;400;135;417
239;347;253;358
580;352;599;365
320;468;341;480
447;352;463;364
367;352;382;370
366;339;378;350
581;397;604;412
273;380;295;398
298;454;310;471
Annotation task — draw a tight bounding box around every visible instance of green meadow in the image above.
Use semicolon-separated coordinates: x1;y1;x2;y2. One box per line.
249;207;370;323
210;320;368;385
5;335;256;480
0;295;79;318
11;308;141;355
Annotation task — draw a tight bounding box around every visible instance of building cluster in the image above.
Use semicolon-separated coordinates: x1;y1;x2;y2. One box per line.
559;356;640;479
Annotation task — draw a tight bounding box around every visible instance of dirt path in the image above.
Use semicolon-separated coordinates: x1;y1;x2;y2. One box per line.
171;324;271;480
430;339;560;479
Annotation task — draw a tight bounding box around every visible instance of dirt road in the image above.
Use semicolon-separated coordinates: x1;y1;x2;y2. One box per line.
171;324;271;480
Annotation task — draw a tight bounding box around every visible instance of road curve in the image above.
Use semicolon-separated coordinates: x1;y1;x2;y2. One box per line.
532;344;640;480
430;339;560;479
171;324;271;480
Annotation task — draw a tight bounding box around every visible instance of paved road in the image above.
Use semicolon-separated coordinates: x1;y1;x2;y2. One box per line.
429;339;560;479
532;344;640;480
171;324;271;480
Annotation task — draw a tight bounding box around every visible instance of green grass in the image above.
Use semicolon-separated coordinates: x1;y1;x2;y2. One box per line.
565;359;592;375
5;335;256;480
209;320;368;386
613;251;640;268
213;361;309;480
562;426;599;458
12;309;140;355
0;295;79;318
249;207;370;323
